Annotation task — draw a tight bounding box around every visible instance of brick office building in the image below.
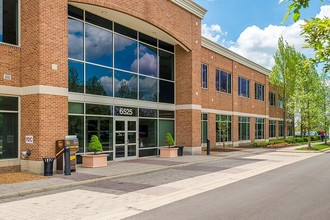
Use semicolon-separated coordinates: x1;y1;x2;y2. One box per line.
0;0;290;174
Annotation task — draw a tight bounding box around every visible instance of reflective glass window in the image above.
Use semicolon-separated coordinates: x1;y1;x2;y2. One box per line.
68;18;84;60
159;50;174;80
114;34;138;72
255;83;265;101
0;0;18;45
139;32;157;47
239;117;250;140
114;23;137;39
85;12;112;30
159;40;174;53
68;60;84;93
269;120;276;138
68;115;84;153
159;110;174;118
201;113;208;143
139;76;157;102
238;77;250;98
86;64;113;96
69;102;84;114
139;108;157;118
85;24;113;67
114;70;138;99
0;113;18;159
269;92;276;106
139;119;157;148
159;120;174;146
159;80;174;104
0;96;18;111
86;104;112;115
68;5;83;20
86;117;113;152
255;118;265;139
139;43;158;77
201;64;208;88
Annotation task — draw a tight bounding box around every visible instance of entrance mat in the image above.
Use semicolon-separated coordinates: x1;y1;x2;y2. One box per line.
124;159;185;166
85;180;153;192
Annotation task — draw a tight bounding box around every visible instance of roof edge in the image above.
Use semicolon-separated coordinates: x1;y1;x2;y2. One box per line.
201;37;271;76
170;0;207;19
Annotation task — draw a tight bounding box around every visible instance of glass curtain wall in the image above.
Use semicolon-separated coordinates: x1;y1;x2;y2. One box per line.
216;115;232;142
239;117;250;141
255;118;265;139
68;103;175;159
269;120;276;138
0;96;19;160
68;5;175;104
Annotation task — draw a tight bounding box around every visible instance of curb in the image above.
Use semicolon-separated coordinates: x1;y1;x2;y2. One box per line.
0;150;267;200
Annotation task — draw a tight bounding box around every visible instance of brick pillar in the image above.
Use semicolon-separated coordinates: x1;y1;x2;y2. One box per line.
175;16;202;154
20;1;68;174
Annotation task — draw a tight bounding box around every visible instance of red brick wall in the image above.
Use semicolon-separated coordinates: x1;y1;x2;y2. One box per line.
0;45;20;87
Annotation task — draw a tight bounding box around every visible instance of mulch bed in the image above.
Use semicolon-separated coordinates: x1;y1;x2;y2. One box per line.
0;172;47;185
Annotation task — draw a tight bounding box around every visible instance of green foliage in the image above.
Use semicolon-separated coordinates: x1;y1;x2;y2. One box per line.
88;135;103;154
284;138;296;143
253;142;269;147
165;132;175;147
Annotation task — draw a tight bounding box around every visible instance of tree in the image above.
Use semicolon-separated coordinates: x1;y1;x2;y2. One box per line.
270;37;300;138
88;135;103;154
318;71;330;144
165;132;175;148
290;57;322;148
217;120;228;149
281;0;330;72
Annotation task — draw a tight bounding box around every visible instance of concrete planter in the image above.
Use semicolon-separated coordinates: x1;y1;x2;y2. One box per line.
160;147;178;158
81;154;108;168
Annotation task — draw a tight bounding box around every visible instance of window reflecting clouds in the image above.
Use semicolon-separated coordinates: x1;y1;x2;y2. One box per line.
139;76;157;102
114;70;138;99
114;34;138;72
68;6;175;104
139;44;158;77
86;64;113;96
68;18;84;60
86;24;113;67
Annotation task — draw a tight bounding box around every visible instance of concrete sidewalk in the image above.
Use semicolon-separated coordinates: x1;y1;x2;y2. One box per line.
0;149;268;200
0;144;327;200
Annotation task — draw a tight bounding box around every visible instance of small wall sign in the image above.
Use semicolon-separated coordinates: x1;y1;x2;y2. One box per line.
25;135;33;144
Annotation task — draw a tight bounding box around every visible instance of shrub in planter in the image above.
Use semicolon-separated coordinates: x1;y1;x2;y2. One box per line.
88;135;103;154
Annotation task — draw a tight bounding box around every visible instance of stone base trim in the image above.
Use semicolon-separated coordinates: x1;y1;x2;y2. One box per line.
21;160;54;175
183;146;202;155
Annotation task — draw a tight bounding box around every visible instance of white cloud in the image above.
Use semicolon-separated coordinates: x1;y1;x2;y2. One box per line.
202;5;330;70
316;5;330;18
201;24;226;44
229;21;306;69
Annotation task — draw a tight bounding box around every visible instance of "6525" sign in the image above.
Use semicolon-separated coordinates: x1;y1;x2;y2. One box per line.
119;108;134;116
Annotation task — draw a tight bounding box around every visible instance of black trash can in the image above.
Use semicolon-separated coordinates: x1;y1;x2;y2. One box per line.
177;146;184;156
43;157;55;176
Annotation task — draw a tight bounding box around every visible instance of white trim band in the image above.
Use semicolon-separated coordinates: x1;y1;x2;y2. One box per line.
0;85;68;97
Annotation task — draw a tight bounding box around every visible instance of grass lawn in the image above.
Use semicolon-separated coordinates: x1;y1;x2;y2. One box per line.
297;144;330;151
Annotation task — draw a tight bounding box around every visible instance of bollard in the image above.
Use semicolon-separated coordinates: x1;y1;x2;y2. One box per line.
207;139;210;155
64;146;71;175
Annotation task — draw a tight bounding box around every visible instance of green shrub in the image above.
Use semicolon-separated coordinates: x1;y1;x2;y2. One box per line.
273;139;285;144
284;138;295;143
303;137;308;142
253;141;269;147
88;135;103;154
295;137;304;143
165;132;175;147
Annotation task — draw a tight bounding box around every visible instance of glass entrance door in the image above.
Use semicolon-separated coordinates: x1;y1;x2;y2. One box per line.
114;118;138;161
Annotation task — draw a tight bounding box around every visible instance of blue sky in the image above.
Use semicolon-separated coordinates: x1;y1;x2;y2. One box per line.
194;0;330;70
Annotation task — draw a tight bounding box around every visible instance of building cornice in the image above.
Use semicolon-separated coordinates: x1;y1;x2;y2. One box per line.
170;0;207;19
201;37;271;76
